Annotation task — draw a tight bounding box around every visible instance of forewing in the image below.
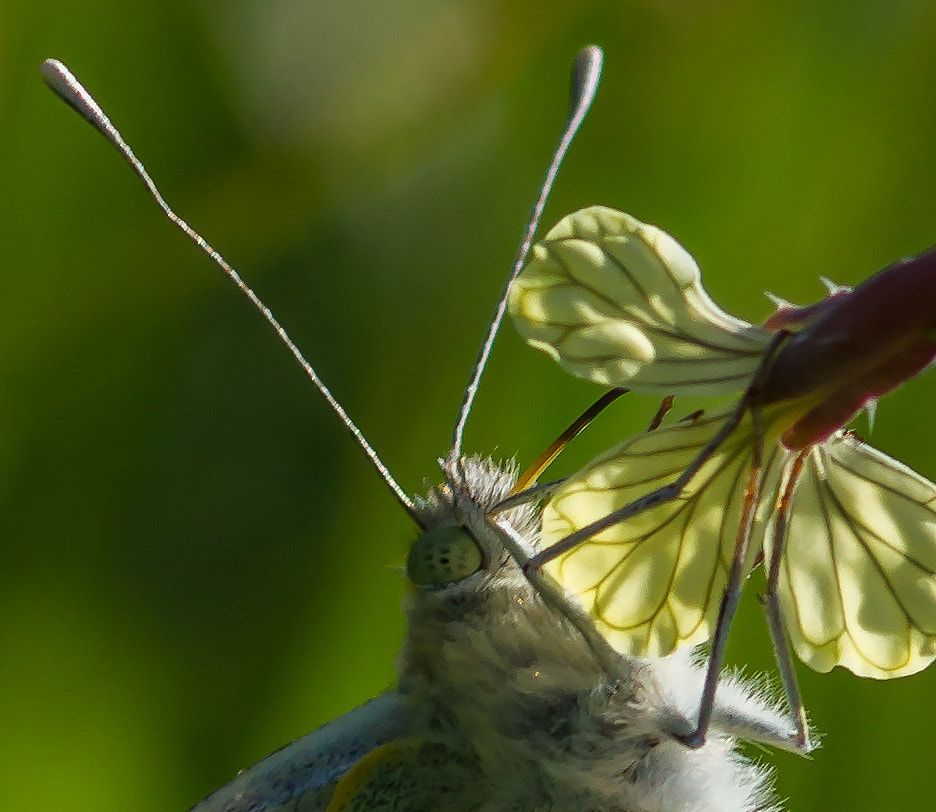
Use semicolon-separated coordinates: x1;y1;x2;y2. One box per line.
327;738;485;812
768;433;936;677
188;693;417;812
544;409;774;657
508;206;772;394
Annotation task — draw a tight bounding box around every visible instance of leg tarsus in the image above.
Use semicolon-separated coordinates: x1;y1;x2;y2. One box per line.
761;451;813;752
675;729;707;749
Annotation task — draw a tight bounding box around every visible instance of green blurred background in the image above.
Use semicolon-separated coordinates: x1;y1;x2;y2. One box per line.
3;1;936;809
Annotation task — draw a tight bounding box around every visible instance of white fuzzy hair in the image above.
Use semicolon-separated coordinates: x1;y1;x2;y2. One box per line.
395;457;794;812
191;457;797;812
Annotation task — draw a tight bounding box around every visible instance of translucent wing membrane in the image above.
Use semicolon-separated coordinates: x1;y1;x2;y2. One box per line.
508;206;773;394
768;433;936;678
544;408;785;656
510;200;936;749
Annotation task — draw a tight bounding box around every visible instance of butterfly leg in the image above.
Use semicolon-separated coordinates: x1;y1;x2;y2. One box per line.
527;331;789;569
527;391;752;568
509;388;629;494
677;410;767;749
645;394;676;431
760;451;812;751
493;392;672;516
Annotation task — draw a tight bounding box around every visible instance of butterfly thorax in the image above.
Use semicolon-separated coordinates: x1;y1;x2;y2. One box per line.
389;458;780;811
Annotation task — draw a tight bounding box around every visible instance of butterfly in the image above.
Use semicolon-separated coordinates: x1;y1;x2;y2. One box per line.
42;52;805;811
508;204;936;749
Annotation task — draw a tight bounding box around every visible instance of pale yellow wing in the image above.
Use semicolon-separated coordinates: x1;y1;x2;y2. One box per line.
508;206;772;394
543;409;780;657
767;433;936;678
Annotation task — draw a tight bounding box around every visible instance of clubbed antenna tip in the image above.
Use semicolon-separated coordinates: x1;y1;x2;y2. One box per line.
449;45;604;459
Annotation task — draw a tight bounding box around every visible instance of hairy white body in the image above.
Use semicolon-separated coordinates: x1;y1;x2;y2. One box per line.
191;459;791;812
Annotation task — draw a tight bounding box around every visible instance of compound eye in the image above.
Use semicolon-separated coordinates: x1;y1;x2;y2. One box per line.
406;524;483;586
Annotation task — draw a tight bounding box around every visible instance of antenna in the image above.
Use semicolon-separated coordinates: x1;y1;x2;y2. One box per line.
39;58;422;525
449;45;604;459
